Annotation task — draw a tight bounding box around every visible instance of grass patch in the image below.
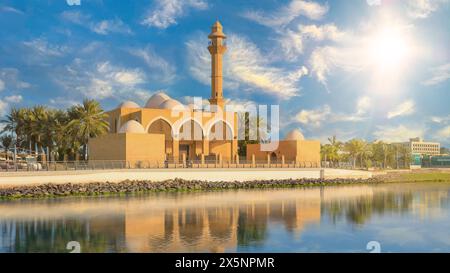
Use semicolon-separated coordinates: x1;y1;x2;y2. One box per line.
384;172;450;183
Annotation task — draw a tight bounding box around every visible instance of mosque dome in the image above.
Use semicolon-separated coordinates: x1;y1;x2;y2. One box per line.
145;92;171;108
284;129;305;141
117;101;140;109
158;99;186;110
118;120;145;133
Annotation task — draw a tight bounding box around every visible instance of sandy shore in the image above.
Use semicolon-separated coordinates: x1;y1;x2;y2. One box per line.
0;168;373;188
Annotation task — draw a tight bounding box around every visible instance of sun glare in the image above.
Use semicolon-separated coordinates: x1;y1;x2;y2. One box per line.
367;28;412;72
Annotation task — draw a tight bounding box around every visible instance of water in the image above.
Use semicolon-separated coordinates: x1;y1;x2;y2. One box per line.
1;182;449;253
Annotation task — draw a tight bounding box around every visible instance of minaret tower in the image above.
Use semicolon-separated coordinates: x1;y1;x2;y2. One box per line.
208;21;227;110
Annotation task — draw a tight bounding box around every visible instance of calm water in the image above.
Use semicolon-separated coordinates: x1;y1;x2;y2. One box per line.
1;182;450;253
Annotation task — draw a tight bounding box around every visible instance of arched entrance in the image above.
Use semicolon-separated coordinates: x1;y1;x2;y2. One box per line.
207;120;233;163
178;119;204;161
270;152;277;163
148;118;173;157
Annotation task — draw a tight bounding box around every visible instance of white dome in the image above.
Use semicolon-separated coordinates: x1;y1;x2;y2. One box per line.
158;99;186;110
145;92;171;108
284;129;305;141
119;120;145;133
117;101;140;109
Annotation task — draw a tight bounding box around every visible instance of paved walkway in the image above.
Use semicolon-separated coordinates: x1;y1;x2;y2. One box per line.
0;168;373;188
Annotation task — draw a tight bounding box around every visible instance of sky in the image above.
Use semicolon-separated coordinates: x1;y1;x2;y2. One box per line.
0;0;449;146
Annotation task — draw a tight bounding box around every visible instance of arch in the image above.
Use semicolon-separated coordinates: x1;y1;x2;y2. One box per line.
270;152;277;161
145;116;173;133
147;117;173;139
173;117;205;141
147;117;174;156
206;119;234;141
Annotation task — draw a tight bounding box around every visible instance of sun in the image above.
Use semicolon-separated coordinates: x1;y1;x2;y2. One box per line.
367;27;412;72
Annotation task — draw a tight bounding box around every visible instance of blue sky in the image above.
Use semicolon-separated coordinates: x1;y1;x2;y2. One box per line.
0;0;449;146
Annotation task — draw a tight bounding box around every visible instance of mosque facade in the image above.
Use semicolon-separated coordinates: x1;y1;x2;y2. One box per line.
88;21;320;168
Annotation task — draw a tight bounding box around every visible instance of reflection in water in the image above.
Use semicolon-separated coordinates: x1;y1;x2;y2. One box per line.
0;183;450;253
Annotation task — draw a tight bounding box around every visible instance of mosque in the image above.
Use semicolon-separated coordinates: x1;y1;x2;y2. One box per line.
89;21;320;168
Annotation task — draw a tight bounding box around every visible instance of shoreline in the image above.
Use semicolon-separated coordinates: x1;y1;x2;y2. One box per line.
1;169;449;200
0;178;382;200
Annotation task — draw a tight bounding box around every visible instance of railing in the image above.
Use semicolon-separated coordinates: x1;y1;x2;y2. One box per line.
0;159;321;172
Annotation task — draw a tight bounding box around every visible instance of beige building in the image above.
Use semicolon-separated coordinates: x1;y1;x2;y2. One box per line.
404;137;440;156
89;21;320;168
246;130;321;167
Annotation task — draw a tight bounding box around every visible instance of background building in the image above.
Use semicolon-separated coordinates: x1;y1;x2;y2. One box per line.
406;137;440;156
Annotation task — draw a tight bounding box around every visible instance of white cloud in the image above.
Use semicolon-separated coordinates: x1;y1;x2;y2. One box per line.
295;105;331;127
307;21;416;86
61;10;88;25
128;46;176;83
295;96;372;127
225;98;259;113
186;32;307;98
0;6;24;14
91;19;132;35
113;70;145;85
4;95;22;103
387;100;416;119
49;97;80;108
243;0;328;28
373;125;424;143
0;68;31;91
280;24;344;59
54;59;147;100
437;126;450;139
142;0;208;29
366;0;381;6
0;100;8;116
407;0;448;19
356;96;371;116
431;115;450;124
422;63;450;86
23;38;68;57
66;0;81;6
61;11;132;35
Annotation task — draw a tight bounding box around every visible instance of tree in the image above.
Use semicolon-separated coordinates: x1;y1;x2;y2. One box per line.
344;139;365;169
1;108;28;151
327;135;342;166
237;112;267;156
66;99;109;160
0;135;13;162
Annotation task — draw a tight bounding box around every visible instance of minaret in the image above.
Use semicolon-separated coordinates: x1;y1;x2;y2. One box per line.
208;21;227;110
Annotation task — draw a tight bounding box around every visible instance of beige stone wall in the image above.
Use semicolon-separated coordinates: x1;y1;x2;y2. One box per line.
209;141;232;161
296;140;321;166
246;144;271;162
89;134;126;161
246;140;320;166
125;133;165;167
89;133;165;167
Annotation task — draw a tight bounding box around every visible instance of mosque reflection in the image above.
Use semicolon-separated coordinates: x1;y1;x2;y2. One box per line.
0;183;448;253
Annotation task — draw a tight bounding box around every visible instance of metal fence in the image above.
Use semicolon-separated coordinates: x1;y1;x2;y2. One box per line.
0;159;321;172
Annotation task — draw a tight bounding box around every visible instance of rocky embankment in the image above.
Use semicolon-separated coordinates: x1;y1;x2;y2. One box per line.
0;177;382;199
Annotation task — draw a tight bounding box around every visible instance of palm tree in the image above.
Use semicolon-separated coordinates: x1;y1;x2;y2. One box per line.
360;142;373;168
0;135;13;162
66;99;109;160
1;108;28;155
237;112;267;156
344;139;365;169
28;106;49;158
327;135;342;166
